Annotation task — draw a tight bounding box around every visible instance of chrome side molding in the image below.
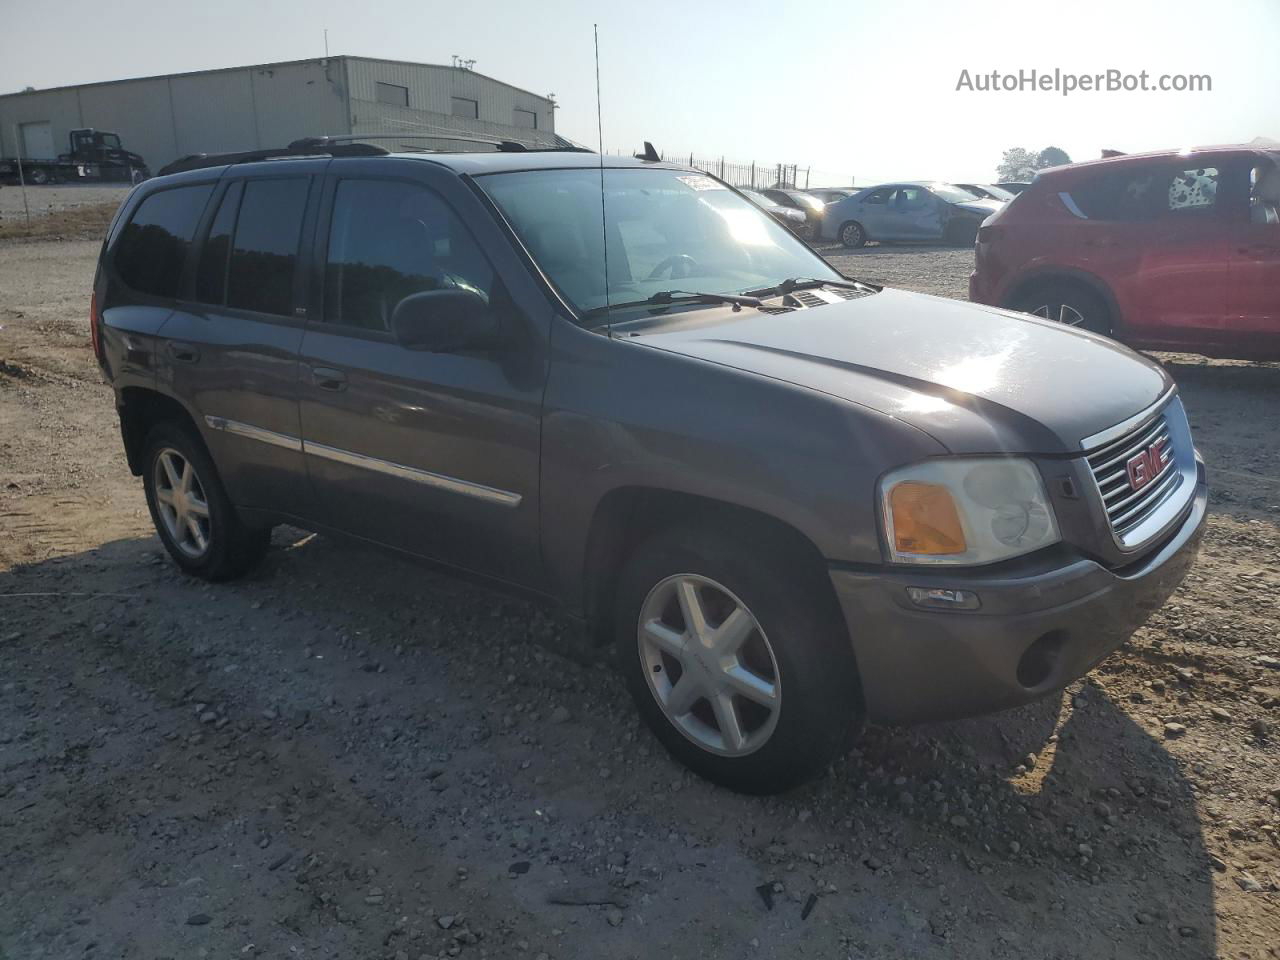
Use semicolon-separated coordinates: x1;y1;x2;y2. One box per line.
304;440;522;506
203;415;521;508
204;415;303;452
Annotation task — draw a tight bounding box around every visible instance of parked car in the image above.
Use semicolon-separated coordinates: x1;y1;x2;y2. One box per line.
760;188;826;236
971;144;1280;360
995;181;1032;195
807;187;856;204
740;188;809;235
93;145;1206;793
821;182;1001;248
955;183;1016;202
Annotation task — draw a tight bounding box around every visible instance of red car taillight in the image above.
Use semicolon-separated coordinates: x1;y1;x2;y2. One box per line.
90;290;104;363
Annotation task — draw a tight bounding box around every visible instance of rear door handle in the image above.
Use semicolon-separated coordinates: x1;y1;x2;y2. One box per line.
310;366;347;391
166;341;200;363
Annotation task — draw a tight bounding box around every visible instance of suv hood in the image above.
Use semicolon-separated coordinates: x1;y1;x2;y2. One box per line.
635;288;1172;455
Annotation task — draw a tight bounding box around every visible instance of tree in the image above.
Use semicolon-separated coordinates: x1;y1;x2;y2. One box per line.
996;147;1038;182
1037;146;1071;169
996;145;1074;181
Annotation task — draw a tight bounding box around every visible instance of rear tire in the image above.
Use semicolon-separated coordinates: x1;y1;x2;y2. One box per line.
838;220;867;248
615;524;861;793
1012;281;1112;336
142;421;270;581
28;167;50;186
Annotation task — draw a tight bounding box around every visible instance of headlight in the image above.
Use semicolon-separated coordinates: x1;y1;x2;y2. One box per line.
879;458;1059;565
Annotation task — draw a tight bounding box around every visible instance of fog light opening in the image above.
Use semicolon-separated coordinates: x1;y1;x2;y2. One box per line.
1017;630;1067;689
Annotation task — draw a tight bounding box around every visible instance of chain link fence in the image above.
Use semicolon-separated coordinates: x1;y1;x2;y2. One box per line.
654;152;857;190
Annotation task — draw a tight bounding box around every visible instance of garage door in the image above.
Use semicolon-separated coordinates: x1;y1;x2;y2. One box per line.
19;121;55;159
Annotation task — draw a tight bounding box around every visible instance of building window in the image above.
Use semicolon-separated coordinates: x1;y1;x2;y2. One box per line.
451;97;479;120
513;108;538;129
375;82;409;107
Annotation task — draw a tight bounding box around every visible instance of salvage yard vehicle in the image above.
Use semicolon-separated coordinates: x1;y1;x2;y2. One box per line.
760;188;826;236
0;128;149;185
92;140;1207;792
739;187;809;235
821;181;1001;248
955;183;1016;202
971;144;1280;360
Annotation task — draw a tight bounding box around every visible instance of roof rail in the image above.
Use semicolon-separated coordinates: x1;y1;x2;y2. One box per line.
156;141;388;176
289;134;595;155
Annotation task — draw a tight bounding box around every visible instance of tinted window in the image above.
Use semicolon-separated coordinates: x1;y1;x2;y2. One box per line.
323;180;495;332
195;181;242;305
1070;165;1221;220
113;185;213;298
226;178;309;316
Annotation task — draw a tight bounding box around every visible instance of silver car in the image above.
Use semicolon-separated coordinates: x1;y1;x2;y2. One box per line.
820;181;1002;248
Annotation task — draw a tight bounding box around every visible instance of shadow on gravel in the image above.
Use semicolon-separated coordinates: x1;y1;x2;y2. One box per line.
1;532;1221;959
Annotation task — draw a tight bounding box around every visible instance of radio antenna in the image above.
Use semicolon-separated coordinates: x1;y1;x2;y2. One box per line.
593;24;611;334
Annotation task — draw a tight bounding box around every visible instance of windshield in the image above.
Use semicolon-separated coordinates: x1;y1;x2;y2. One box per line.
931;183;985;203
479;168;841;319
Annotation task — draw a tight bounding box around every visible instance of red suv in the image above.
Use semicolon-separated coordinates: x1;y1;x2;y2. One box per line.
970;145;1280;360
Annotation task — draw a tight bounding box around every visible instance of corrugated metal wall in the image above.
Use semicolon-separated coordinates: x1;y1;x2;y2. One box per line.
0;57;556;170
344;58;558;149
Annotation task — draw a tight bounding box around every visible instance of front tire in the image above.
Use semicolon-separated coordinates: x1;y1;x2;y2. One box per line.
142;421;270;581
616;524;861;793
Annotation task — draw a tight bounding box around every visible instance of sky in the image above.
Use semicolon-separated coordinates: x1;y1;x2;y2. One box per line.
2;0;1277;186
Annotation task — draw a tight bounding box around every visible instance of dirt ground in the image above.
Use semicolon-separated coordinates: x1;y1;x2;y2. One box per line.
2;210;1278;959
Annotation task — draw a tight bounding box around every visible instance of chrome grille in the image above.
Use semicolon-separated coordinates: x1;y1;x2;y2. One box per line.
1087;412;1179;538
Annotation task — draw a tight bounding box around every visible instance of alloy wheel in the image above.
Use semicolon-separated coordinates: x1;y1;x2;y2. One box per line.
1030;302;1087;327
153;448;211;558
637;574;781;757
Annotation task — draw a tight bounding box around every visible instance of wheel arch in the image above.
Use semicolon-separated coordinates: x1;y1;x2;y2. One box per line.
117;386;206;475
1002;268;1122;334
580;486;840;648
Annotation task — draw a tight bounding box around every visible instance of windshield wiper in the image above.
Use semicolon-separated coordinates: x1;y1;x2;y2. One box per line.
742;276;872;298
581;289;762;322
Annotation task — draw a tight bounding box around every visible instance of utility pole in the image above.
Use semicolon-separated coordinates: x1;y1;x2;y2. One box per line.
13;124;30;227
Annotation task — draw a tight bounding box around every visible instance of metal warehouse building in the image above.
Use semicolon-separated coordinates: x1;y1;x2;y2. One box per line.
0;56;563;172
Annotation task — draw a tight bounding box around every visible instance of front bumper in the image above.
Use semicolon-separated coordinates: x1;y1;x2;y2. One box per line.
830;475;1207;724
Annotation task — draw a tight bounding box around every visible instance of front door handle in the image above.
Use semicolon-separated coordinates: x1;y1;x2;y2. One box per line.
311;366;347;391
166;341;200;363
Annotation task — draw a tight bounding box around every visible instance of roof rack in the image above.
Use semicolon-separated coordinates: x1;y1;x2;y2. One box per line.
156;141;388;176
290;134;594;155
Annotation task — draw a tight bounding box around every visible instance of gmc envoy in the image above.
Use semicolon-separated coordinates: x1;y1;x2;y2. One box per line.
92;142;1207;792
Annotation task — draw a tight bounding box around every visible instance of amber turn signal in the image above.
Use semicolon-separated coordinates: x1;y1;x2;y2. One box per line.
888;482;967;556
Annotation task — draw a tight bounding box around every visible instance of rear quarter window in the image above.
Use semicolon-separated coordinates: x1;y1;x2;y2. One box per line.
112;185;214;298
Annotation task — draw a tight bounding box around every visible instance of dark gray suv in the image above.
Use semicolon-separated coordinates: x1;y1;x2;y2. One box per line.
93;144;1207;792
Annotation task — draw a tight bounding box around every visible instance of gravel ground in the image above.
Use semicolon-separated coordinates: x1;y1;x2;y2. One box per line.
1;234;1277;960
0;184;132;224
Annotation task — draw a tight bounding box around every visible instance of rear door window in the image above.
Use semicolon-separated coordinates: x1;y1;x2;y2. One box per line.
1069;165;1221;220
194;181;243;305
225;178;310;316
113;185;214;298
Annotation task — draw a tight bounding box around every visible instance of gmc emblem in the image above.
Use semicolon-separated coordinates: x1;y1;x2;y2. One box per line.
1126;440;1171;492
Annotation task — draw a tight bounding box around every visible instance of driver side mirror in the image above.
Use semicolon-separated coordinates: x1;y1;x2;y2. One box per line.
390;289;500;353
